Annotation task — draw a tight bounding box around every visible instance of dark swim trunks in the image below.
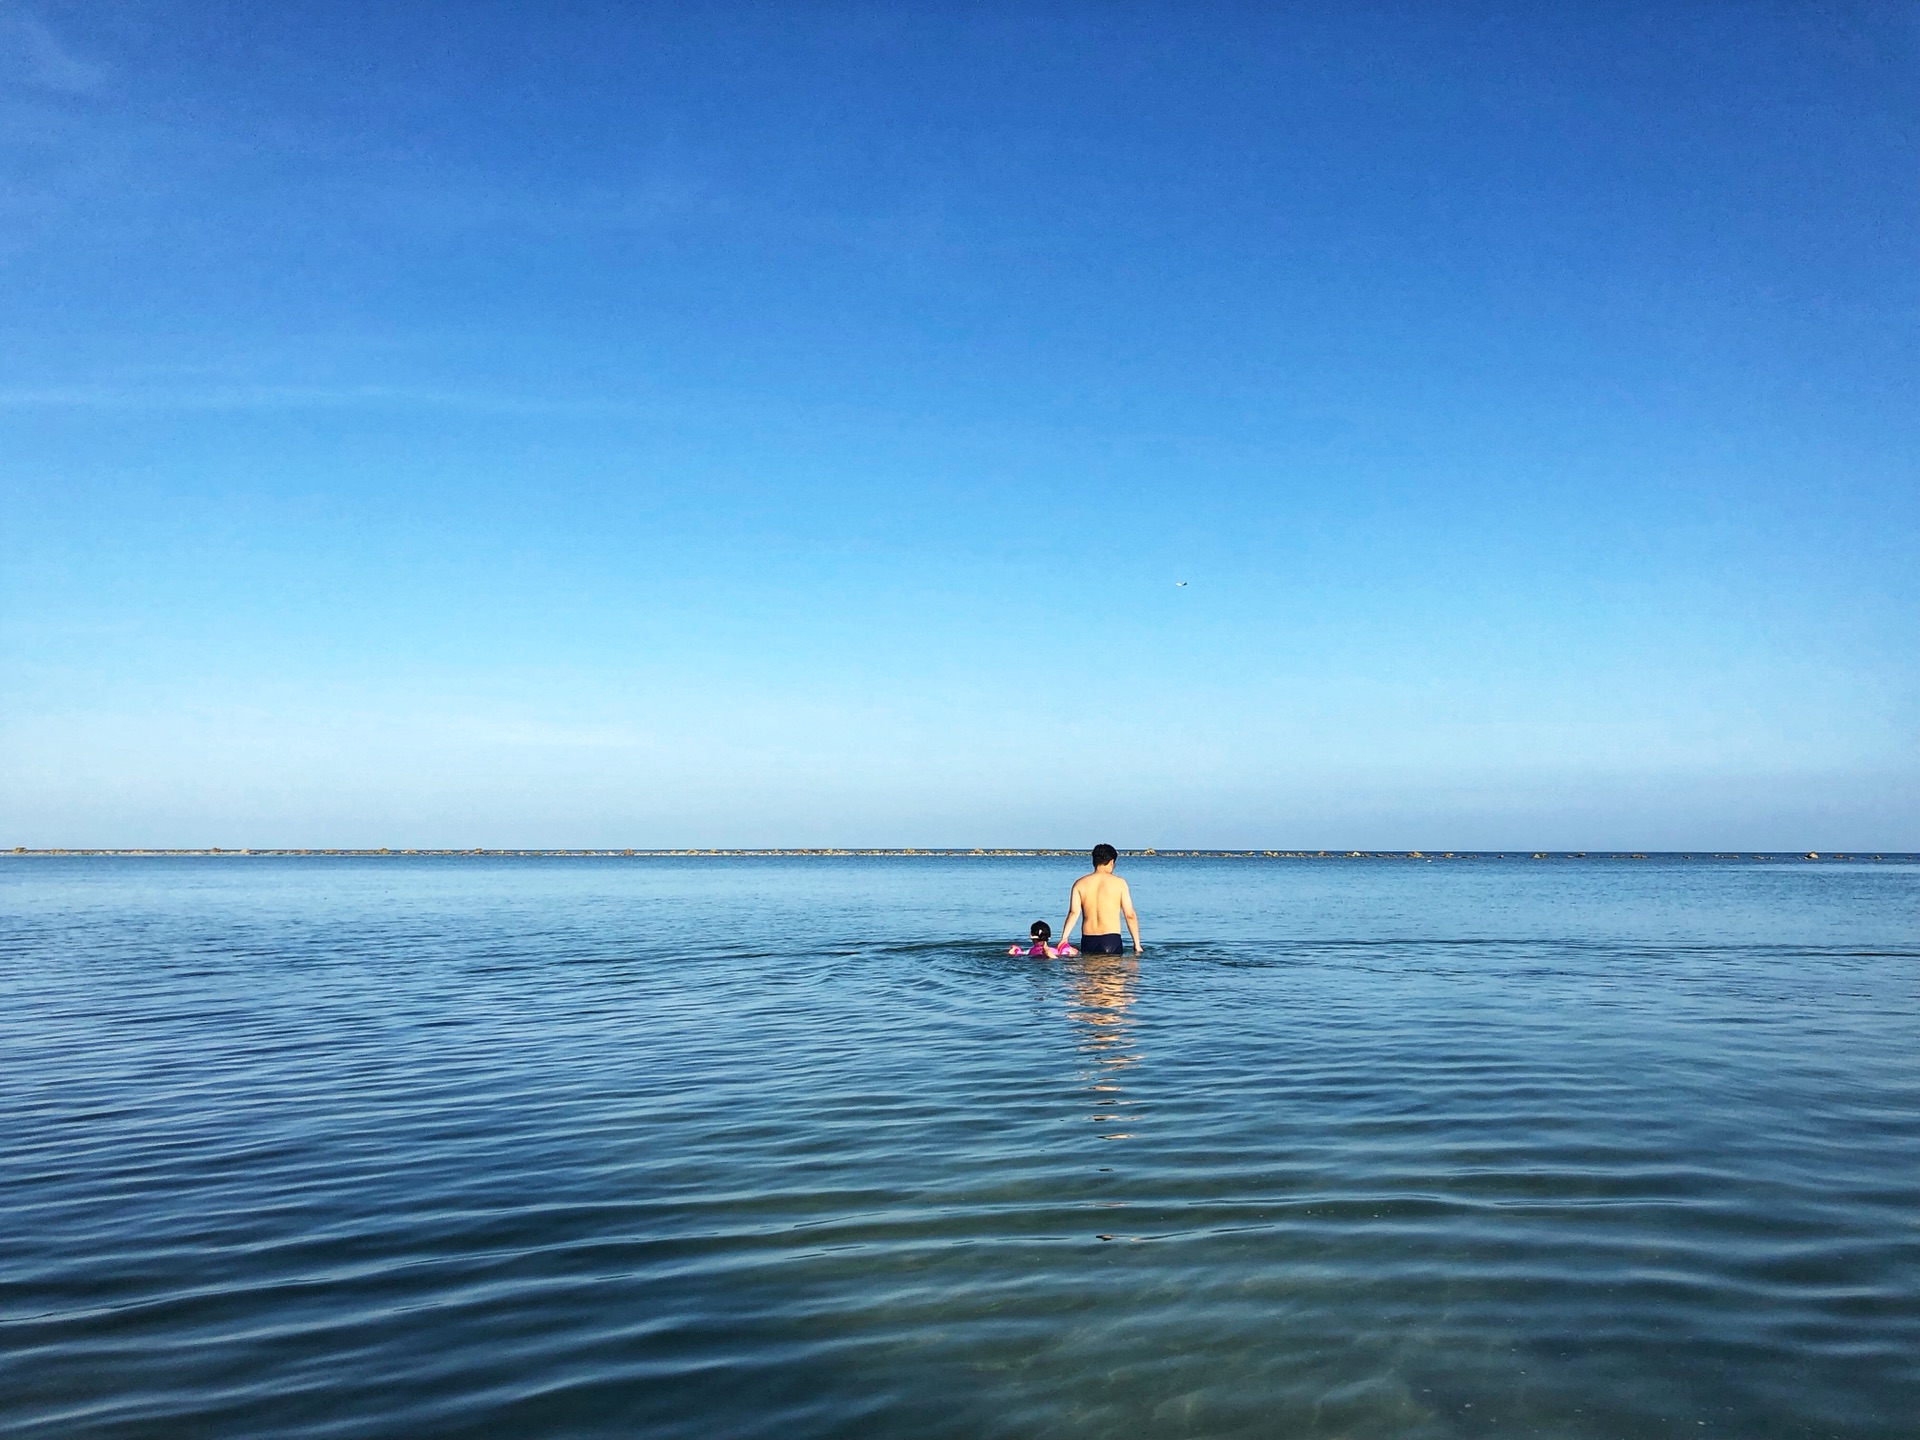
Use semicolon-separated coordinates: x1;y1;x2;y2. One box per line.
1080;932;1124;955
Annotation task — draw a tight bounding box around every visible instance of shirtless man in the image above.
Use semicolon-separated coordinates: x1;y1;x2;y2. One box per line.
1060;843;1142;956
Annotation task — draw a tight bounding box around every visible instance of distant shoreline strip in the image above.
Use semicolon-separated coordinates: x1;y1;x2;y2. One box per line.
4;849;1911;862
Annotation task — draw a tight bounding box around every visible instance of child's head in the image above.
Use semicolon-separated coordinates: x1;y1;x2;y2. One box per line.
1030;920;1052;943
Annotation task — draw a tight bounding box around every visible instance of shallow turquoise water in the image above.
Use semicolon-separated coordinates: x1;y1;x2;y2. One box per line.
2;856;1915;1438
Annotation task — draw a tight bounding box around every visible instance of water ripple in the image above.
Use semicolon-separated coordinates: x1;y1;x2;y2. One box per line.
2;856;1916;1438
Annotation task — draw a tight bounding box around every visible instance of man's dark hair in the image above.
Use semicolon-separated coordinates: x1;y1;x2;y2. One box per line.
1091;843;1118;866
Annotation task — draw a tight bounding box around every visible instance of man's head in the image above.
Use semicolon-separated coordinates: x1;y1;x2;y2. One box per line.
1091;843;1118;869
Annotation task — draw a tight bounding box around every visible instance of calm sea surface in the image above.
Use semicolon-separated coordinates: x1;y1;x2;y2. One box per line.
2;856;1916;1439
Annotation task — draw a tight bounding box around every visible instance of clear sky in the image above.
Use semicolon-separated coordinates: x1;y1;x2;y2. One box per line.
3;2;1916;850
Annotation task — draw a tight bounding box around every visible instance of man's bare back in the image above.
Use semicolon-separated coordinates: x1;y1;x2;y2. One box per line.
1061;844;1142;956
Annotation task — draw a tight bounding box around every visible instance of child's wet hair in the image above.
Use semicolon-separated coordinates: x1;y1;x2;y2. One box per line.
1030;920;1052;941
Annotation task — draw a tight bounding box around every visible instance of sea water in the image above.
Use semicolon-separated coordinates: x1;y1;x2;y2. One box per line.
2;855;1915;1438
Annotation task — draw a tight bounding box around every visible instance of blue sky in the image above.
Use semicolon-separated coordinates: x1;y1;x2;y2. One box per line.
3;2;1916;849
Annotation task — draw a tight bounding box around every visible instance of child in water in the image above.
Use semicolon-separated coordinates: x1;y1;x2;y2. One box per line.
1009;920;1077;958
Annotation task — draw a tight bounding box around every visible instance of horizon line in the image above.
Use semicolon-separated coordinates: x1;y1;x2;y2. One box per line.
5;848;1910;862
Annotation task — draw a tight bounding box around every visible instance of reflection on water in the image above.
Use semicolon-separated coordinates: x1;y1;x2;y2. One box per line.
1066;955;1140;1140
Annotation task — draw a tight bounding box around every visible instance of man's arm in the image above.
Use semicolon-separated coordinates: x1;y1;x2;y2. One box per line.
1059;879;1084;947
1121;880;1142;954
